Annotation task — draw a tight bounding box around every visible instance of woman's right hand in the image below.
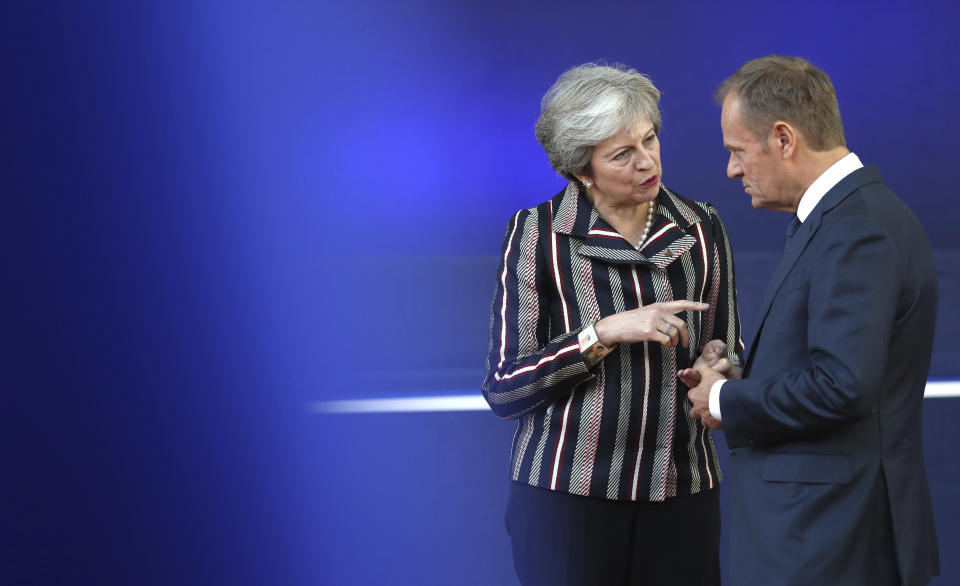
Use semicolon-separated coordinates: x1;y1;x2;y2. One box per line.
594;300;709;349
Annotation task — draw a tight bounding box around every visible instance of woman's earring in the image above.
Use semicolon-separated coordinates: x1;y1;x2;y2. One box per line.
584;180;592;188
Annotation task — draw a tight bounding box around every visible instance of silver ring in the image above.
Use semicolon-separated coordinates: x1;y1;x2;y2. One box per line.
661;323;673;335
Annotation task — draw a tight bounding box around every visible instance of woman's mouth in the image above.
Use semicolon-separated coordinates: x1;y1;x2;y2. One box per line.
640;175;659;188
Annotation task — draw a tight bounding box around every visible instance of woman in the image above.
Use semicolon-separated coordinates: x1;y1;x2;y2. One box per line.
482;63;742;585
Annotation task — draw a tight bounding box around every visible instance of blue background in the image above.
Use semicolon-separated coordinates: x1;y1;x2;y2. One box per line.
5;1;958;584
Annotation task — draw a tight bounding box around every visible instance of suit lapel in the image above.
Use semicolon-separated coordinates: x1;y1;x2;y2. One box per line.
742;214;820;370
742;166;885;369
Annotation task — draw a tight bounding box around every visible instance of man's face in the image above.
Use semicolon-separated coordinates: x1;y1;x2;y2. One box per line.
720;94;795;212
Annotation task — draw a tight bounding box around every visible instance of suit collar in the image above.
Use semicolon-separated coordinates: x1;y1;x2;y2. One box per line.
743;165;885;369
550;182;702;267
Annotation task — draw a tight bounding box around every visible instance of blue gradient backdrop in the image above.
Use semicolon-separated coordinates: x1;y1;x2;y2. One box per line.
5;1;958;584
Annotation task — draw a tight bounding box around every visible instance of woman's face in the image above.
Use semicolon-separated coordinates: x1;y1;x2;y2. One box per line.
579;118;662;208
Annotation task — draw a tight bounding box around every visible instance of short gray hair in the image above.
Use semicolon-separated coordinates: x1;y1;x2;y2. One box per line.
535;63;662;181
715;55;845;151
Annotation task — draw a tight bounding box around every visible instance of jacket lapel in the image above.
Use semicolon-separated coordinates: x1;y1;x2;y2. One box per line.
552;183;699;268
742;166;885;369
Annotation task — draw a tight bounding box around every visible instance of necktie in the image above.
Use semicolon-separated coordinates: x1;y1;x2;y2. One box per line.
784;216;802;251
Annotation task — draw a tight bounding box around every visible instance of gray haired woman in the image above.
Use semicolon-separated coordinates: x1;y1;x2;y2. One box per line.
482;63;743;585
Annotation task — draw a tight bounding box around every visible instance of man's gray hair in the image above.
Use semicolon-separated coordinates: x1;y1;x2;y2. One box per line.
535;63;661;181
715;55;846;151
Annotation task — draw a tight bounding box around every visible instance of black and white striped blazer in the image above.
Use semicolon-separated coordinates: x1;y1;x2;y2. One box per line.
482;182;743;502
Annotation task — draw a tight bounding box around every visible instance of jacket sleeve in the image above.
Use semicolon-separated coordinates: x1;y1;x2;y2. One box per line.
720;214;899;448
481;208;595;419
701;204;744;366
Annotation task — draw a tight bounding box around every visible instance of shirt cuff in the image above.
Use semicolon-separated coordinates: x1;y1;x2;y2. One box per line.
709;380;725;421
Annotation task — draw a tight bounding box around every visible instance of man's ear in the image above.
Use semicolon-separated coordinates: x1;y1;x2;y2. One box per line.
773;121;796;160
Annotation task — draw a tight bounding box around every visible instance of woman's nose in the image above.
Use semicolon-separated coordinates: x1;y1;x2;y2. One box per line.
634;147;653;170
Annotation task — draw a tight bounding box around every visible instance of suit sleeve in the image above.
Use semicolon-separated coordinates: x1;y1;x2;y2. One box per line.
481;209;595;419
720;214;899;448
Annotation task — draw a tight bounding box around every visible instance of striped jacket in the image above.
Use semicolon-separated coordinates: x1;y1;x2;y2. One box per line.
482;182;743;502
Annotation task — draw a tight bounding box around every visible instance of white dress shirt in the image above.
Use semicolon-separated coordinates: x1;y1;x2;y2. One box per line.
707;153;864;421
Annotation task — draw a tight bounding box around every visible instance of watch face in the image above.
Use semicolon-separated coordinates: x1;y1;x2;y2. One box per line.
578;325;597;347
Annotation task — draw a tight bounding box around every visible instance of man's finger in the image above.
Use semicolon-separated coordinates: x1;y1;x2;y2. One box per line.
703;339;727;355
686;388;705;406
713;358;733;374
693;361;714;375
677;368;701;387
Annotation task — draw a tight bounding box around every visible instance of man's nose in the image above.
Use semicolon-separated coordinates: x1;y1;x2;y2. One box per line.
726;155;742;179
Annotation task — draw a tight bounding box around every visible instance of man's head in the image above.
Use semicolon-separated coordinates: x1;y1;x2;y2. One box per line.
716;56;848;212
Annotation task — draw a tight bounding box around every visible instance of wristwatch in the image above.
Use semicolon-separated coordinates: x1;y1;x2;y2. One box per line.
578;322;616;367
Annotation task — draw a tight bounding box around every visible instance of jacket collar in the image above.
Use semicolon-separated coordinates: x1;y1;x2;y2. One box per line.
550;182;702;267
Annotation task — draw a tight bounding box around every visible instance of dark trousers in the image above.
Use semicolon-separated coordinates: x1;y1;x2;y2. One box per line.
506;482;720;586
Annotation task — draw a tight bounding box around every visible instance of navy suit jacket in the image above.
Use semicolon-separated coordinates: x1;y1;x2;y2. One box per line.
720;166;940;585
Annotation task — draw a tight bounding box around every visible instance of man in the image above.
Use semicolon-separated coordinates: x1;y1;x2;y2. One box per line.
682;56;940;585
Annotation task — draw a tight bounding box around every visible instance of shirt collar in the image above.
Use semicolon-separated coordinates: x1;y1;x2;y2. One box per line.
796;152;863;222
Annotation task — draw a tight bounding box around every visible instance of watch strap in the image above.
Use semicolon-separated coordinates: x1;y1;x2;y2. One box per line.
578;322;615;367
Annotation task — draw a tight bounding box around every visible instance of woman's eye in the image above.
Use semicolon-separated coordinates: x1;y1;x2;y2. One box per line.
613;151;628;160
644;135;657;144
